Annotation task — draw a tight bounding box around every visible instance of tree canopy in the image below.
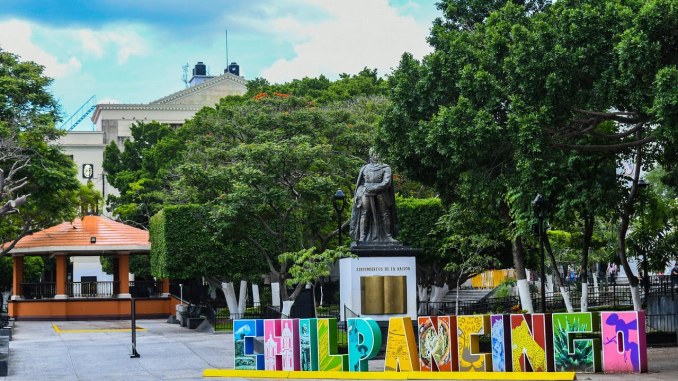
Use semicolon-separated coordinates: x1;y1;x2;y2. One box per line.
171;94;386;300
0;49;81;258
379;0;678;310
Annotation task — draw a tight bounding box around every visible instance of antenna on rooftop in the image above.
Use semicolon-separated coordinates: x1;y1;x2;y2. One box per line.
181;63;189;88
225;29;229;70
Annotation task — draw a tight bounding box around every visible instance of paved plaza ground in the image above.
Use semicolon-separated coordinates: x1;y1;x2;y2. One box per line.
1;319;677;381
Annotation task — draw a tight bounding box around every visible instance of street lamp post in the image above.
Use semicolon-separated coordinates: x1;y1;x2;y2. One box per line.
533;194;547;313
333;189;347;246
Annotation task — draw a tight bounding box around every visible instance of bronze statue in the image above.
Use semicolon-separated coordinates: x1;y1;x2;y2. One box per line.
350;151;398;243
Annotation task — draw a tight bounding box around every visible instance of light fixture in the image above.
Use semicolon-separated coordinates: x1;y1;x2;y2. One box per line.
90;236;96;244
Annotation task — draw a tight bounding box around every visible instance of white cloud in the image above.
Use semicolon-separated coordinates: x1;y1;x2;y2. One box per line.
260;0;432;83
77;27;147;63
0;19;82;78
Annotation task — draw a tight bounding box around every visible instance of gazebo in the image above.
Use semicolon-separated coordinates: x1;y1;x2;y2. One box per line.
6;215;179;320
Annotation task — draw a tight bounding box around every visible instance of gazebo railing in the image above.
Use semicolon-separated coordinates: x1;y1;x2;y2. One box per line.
20;281;163;299
68;281;118;298
20;282;56;299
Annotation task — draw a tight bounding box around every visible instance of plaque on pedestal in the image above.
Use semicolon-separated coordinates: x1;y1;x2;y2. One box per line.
339;255;417;321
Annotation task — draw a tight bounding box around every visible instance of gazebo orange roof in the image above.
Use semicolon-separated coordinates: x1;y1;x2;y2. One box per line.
6;215;150;255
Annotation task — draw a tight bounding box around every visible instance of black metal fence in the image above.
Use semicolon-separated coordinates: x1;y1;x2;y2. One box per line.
129;281;163;298
19;281;163;299
20;283;56;299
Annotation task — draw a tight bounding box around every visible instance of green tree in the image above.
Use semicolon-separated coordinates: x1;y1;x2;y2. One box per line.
279;247;353;316
103;121;184;227
173;95;385;302
379;0;678;311
245;68;388;104
0;49;80;259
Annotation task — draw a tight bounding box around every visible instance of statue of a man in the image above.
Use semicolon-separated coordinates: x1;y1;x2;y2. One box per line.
350;150;398;243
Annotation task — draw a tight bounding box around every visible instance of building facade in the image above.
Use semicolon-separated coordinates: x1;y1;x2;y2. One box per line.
59;64;248;200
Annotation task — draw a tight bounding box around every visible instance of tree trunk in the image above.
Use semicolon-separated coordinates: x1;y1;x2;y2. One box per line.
237;280;248;314
431;284;449;302
580;215;594;312
543;233;573;312
220;281;239;319
456;270;463;316
630;285;642;311
207;279;248;319
513;237;534;313
417;285;430;315
312;284;318;317
619;143;643;311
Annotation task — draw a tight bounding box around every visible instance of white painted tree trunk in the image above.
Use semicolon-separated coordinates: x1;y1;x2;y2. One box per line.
517;279;534;313
319;284;324;307
271;282;281;307
417;285;430;315
559;286;574;313
221;281;248;319
580;282;588;312
592;273;599;300
430;284;449;303
546;274;554;293
630;285;642;311
1;291;9;310
237;280;248;314
221;282;239;319
252;284;260;305
282;300;294;318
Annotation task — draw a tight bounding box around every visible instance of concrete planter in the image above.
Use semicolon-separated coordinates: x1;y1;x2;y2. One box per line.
175;304;187;326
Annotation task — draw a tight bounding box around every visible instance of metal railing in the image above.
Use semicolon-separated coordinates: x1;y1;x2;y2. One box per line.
20;283;56;299
68;281;118;298
18;281;165;299
129;281;163;297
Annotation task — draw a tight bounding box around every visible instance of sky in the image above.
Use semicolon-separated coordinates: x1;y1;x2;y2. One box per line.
0;0;439;130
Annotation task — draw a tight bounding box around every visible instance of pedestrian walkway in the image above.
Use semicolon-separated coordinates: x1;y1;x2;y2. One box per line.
1;319;231;381
2;319;678;380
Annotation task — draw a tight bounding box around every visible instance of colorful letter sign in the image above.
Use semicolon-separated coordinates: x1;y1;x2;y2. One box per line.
263;319;283;370
601;311;647;373
347;318;382;371
299;319;319;371
418;315;456;371
457;315;492;372
234;319;264;370
384;317;419;371
317;318;348;371
510;313;552;372
490;314;511;372
232;311;647;376
552;312;601;373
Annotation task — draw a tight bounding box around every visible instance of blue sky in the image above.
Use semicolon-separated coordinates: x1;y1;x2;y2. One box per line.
0;0;439;130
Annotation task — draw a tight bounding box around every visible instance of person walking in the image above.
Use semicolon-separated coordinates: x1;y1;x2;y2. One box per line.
607;262;618;286
671;262;678;289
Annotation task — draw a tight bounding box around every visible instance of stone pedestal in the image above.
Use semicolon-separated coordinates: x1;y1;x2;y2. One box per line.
339;244;420;321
